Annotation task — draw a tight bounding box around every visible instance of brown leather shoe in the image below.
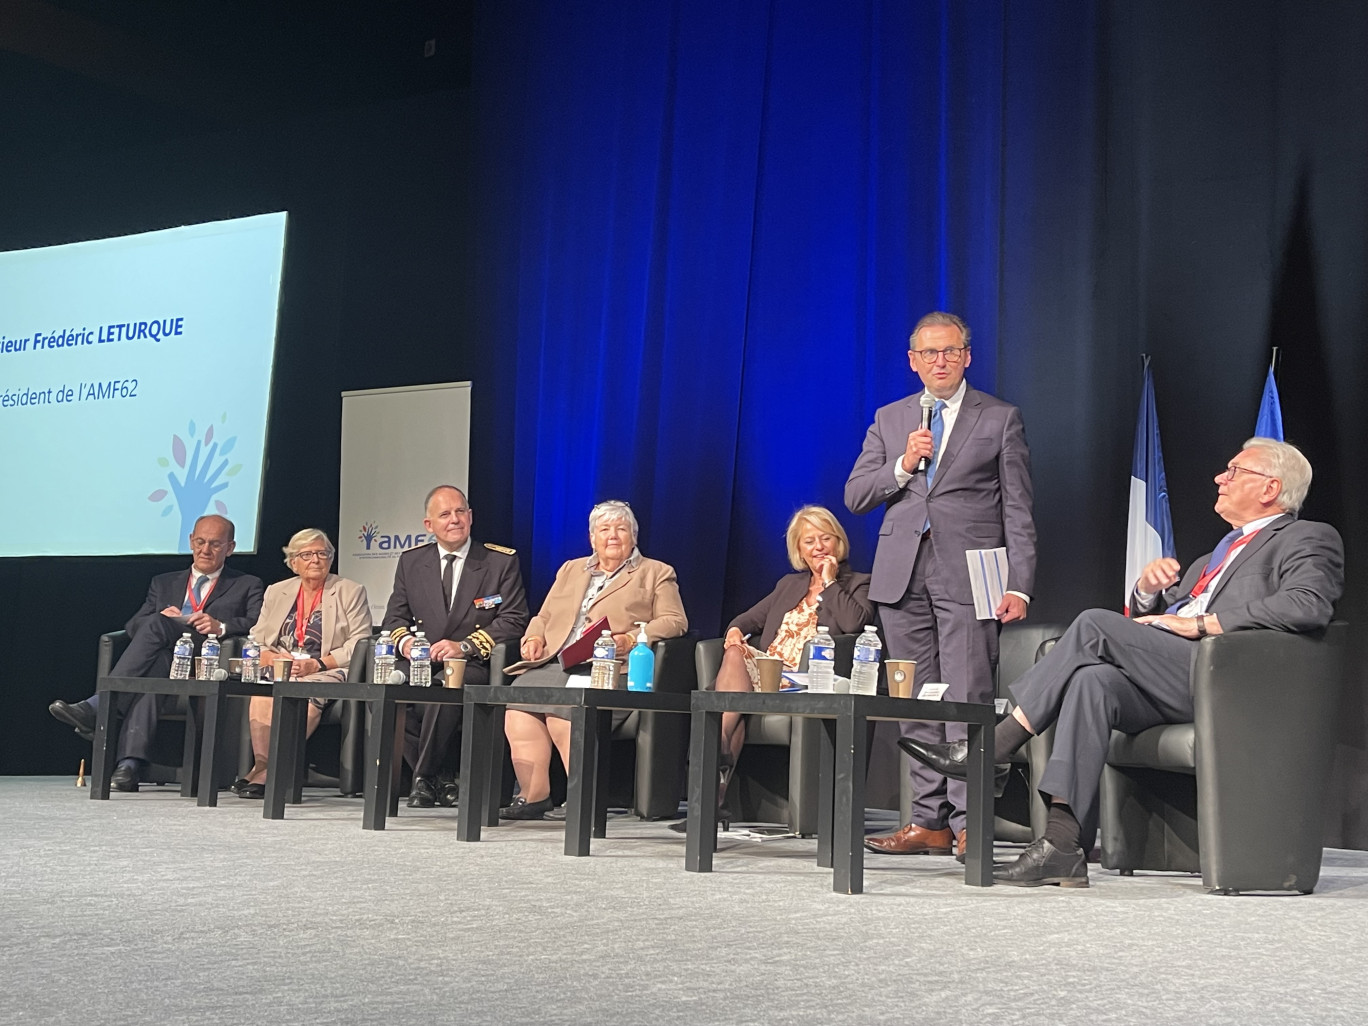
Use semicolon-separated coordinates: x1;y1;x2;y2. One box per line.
863;822;954;855
955;829;967;864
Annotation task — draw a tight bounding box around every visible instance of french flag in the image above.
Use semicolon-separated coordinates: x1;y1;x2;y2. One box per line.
1124;359;1176;613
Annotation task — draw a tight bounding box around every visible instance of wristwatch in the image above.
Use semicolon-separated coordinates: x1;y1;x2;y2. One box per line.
1195;615;1209;638
458;640;474;657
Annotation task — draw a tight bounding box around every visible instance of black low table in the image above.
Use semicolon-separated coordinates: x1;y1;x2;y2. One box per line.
91;675;266;807
685;690;996;894
262;680;467;830
457;685;693;856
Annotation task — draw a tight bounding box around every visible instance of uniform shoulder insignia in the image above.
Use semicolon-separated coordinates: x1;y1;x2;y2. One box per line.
484;543;516;555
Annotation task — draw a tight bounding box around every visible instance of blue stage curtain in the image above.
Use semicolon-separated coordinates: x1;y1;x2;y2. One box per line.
471;1;1097;632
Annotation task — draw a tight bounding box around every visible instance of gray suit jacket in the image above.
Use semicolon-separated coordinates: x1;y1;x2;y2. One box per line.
845;385;1037;605
1131;514;1344;633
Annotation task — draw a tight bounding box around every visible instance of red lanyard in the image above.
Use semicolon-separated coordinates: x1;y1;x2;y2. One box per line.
185;573;217;613
1189;530;1260;598
294;586;324;648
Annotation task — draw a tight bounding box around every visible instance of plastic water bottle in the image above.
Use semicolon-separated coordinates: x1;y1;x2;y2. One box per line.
590;629;617;689
808;625;835;693
409;630;432;687
850;625;881;696
170;632;194;679
240;635;261;683
373;634;395;684
627;621;654;692
200;634;221;680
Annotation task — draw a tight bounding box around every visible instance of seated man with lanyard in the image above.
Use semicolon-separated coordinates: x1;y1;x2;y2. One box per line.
48;514;265;792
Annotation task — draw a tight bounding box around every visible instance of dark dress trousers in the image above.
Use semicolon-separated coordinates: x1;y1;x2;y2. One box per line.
725;564;873;655
845;384;1037;834
116;567;265;762
1010;514;1344;847
381;541;530;777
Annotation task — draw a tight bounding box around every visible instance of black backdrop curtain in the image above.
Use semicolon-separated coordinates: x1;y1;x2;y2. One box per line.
1;0;1364;846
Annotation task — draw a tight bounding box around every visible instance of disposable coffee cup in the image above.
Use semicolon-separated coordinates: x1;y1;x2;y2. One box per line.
886;660;916;699
273;658;294;683
443;658;467;689
756;655;783;693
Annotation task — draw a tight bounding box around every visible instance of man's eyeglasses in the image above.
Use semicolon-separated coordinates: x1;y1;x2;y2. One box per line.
293;550;332;562
911;346;969;365
1217;464;1275;483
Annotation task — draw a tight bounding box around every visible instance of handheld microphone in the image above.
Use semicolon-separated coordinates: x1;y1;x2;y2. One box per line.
916;392;936;473
387;669;408;686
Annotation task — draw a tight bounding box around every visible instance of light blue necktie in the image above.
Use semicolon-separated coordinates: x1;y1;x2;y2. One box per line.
922;400;946;532
183;574;209;615
924;400;947;487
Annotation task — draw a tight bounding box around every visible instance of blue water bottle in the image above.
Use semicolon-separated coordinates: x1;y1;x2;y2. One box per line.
627;622;654;692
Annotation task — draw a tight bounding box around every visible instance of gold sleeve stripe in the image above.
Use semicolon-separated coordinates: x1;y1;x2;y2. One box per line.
468;628;495;659
388;627;411;646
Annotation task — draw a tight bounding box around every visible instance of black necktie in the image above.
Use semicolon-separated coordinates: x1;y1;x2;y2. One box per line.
441;553;456;610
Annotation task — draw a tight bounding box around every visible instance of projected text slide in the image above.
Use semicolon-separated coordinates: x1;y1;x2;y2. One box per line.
0;212;287;556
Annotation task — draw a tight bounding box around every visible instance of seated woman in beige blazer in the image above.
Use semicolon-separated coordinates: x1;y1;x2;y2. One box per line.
502;500;688;820
704;505;871;823
234;528;372;799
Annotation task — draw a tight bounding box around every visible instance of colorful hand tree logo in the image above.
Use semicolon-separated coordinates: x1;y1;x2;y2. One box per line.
147;414;241;552
358;522;380;549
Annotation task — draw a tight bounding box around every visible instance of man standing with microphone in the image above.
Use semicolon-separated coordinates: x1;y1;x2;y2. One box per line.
845;311;1037;859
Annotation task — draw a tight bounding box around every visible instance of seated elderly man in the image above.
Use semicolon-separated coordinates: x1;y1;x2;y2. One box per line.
902;438;1344;887
47;514;264;792
502;500;688;820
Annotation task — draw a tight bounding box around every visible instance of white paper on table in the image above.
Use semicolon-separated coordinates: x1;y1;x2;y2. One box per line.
966;546;1010;620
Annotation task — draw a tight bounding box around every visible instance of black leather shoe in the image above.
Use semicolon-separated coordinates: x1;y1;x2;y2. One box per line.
50;699;96;736
230;777;251;796
896;737;1010;797
408;776;437;809
110;764;140;793
499;796;554;820
994;838;1088;887
436;780;460;807
237;782;266;799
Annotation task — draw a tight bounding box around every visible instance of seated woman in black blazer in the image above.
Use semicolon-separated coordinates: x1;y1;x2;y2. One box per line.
711;505;872;812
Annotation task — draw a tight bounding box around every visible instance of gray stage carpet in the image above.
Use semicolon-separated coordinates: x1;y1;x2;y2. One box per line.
3;776;1366;1026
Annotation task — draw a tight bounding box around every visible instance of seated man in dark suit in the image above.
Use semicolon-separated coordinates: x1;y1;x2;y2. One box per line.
381;485;530;808
901;438;1344;887
48;514;265;791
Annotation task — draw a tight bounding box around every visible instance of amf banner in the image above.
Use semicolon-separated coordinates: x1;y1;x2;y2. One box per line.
338;382;471;622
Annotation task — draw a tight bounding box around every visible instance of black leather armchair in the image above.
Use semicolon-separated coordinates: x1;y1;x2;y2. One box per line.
487;635;700;820
96;630;244;790
287;636;371;795
694;634;856;836
1099;622;1348;894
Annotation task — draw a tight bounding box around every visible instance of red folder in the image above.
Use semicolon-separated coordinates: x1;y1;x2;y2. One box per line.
559;616;612;670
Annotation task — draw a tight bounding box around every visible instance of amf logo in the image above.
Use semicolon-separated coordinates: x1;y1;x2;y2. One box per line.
357;522;433;552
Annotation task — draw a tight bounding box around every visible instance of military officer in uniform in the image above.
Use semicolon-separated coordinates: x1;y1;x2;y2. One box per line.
381;485;530;807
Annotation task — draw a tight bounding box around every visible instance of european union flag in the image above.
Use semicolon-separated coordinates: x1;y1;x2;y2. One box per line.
1255;365;1284;441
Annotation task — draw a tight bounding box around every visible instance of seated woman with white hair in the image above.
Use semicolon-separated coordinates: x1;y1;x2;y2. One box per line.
501;500;688;820
233;528;372;799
